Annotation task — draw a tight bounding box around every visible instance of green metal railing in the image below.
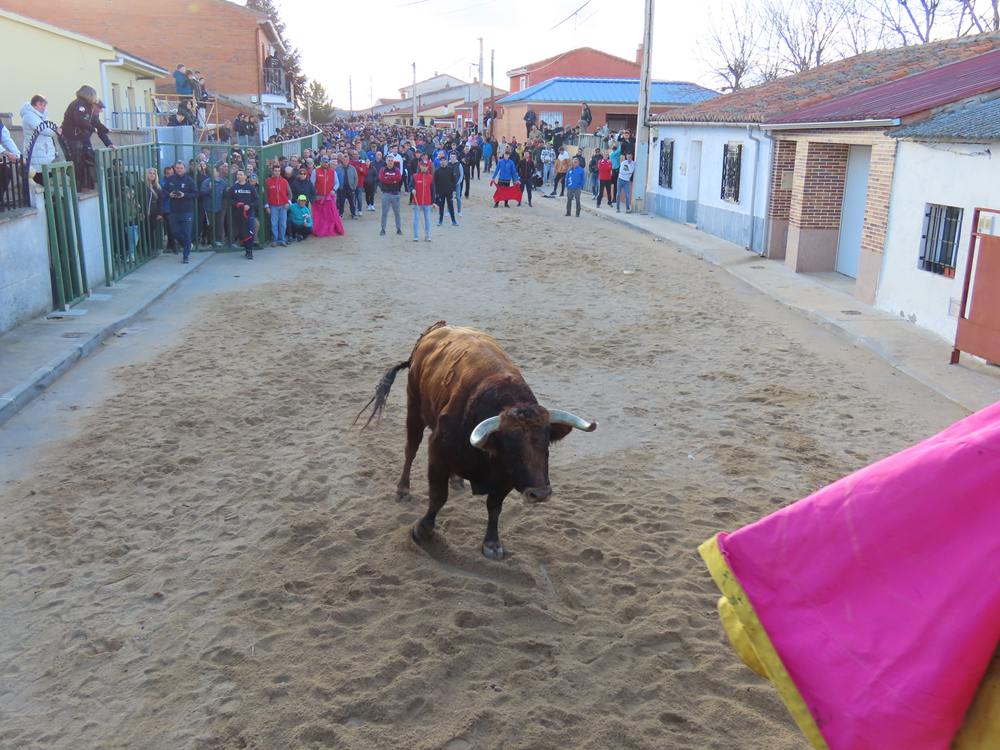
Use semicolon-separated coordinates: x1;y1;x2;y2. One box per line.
94;127;322;279
41;162;88;311
95;143;161;282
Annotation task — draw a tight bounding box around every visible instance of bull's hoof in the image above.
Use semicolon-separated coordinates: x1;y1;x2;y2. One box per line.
411;523;434;545
482;540;505;561
396;486;413;501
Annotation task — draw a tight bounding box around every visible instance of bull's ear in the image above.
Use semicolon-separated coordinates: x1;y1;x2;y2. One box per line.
550;424;573;442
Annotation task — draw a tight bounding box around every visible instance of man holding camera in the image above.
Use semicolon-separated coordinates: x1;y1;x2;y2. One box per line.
162;160;197;263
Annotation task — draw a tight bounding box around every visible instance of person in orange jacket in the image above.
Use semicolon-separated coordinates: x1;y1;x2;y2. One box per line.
410;160;433;242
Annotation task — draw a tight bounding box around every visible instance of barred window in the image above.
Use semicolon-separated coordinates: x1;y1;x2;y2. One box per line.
721;142;742;203
920;204;963;275
658;140;674;189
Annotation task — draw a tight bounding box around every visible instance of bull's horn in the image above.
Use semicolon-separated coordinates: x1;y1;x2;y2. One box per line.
470;416;502;448
549;410;598;432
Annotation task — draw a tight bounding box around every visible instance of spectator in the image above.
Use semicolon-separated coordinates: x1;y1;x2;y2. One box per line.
517;150;536;208
378;157;403;236
596;152;614;208
143;167;164;250
523;108;537;139
565;155;586;218
265;164;291;246
227;169;258;259
363;152;380;212
61;85;113;192
410;160;433;242
609;141;622;203
617;153;635;213
311;156;344;237
173;64;193;96
200;165;227;247
19;95;61;181
433;157;457;227
162;160;196;263
218;119;232;145
540;142;555;186
289;165;314;205
550;147;571;198
588;148;601;199
579;102;593;133
335;154;358;220
288;194;313;241
161;164;175;252
449;152;464;217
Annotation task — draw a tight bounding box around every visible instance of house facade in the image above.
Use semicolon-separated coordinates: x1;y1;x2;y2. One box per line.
878;99;1000;341
646;33;1000;270
1;0;293;138
495;78;717;143
506;47;641;93
0;10;165;136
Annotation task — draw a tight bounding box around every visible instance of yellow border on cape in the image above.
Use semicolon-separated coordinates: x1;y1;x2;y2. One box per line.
698;534;829;750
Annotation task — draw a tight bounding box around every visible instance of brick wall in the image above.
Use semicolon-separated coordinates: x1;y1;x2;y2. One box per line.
861;139;897;257
508;49;641;92
3;0;264;100
790;141;849;229
768;140;796;220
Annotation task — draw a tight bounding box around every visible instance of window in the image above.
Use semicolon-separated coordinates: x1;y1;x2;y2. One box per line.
540;111;563;128
658;140;674;189
721;142;742;203
520;75;527;89
920;204;963;275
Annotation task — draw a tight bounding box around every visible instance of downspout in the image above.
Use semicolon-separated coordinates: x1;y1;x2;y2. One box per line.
100;57;126;129
745;123;772;256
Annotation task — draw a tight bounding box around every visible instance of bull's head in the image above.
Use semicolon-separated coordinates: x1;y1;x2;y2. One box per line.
469;405;597;502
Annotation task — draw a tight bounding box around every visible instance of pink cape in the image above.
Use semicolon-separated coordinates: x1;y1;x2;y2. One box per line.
715;400;1000;749
312;195;344;237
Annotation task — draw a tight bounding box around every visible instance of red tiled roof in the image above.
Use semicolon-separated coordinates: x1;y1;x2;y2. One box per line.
772;48;1000;123
653;33;1000;124
507;47;639;76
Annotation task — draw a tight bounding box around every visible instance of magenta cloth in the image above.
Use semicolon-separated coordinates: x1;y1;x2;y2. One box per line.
718;400;1000;750
312;195;344;237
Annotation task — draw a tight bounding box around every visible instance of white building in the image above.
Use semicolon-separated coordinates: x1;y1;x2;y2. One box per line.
879;98;1000;342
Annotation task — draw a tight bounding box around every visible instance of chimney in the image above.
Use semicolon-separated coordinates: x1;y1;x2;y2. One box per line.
635;44;643;65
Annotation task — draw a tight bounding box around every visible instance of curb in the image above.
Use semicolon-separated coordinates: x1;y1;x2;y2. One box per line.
0;253;214;427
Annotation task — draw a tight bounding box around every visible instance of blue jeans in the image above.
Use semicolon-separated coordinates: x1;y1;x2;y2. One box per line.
354;185;365;209
169;213;193;260
454;185;463;213
543;162;553;184
269;205;287;242
590;172;599;197
413;204;431;239
616;179;632;211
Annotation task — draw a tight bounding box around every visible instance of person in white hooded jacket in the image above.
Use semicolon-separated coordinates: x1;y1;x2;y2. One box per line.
20;95;61;172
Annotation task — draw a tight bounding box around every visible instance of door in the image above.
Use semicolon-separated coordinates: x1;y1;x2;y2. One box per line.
836;145;871;278
953;208;1000;365
688;140;702;224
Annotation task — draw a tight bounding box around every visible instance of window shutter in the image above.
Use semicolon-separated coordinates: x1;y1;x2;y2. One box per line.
733;144;742;203
721;143;729;200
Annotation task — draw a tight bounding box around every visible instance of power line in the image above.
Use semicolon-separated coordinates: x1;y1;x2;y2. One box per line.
550;0;593;31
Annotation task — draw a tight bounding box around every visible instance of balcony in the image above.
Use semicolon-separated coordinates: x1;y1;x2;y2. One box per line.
263;66;291;101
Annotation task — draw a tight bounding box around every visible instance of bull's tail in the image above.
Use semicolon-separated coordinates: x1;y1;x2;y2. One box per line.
353;360;410;428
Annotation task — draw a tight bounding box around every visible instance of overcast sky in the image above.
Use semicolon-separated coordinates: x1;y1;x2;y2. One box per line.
262;0;726;109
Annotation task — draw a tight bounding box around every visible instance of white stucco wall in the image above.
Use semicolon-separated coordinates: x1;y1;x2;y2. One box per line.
878;139;1000;341
646;123;772;252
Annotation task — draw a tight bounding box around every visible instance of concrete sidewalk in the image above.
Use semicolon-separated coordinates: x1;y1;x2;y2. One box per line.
565;193;1000;412
0;253;213;426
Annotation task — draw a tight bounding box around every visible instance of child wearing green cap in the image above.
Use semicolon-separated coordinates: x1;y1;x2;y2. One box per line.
289;194;313;242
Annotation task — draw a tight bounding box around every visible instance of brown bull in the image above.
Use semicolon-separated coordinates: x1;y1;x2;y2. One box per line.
356;322;597;560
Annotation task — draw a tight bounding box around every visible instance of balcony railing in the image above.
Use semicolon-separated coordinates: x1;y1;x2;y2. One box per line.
0;156;31;213
264;66;290;99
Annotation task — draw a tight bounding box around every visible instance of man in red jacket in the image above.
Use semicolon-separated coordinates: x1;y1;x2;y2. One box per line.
410;160;433;242
596;154;614;208
265;164;291;246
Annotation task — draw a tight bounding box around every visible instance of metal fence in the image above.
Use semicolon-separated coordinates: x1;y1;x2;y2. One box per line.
0;156;31;213
41;162;88;310
94;126;321;279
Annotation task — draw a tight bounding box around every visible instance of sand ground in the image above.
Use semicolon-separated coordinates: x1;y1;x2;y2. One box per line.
0;180;968;749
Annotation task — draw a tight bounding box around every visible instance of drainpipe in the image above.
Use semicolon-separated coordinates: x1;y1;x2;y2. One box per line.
100;57;126;129
746;123;769;255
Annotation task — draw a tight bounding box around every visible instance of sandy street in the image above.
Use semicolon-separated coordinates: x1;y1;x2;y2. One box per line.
0;179;967;750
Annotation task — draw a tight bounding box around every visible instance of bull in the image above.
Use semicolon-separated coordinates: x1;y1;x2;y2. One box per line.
356;322;597;560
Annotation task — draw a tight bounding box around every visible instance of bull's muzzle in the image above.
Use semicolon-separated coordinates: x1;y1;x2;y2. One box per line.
524;486;553;503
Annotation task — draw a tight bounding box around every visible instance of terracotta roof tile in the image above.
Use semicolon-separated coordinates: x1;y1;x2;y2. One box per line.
653;33;1000;124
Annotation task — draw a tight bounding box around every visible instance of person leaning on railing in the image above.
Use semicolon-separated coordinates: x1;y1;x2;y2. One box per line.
19;95;60;185
0;121;24;208
62;85;114;191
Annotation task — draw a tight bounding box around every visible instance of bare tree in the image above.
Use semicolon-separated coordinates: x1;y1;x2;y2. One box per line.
838;0;889;54
765;0;849;72
957;0;1000;32
705;5;761;90
872;0;943;44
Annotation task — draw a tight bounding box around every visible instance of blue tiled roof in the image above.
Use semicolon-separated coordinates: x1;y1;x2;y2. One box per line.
497;77;718;106
892;97;1000;141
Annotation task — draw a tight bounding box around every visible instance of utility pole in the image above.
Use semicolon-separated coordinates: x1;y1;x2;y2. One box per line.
369;75;373;111
632;0;655;214
349;75;353;117
478;37;484;134
489;49;495;135
412;62;418;126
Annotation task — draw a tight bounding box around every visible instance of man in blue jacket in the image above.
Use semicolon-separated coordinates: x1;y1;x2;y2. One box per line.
200;165;227;247
162;161;197;262
173;64;193;96
491;152;520;208
564;155;587;218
